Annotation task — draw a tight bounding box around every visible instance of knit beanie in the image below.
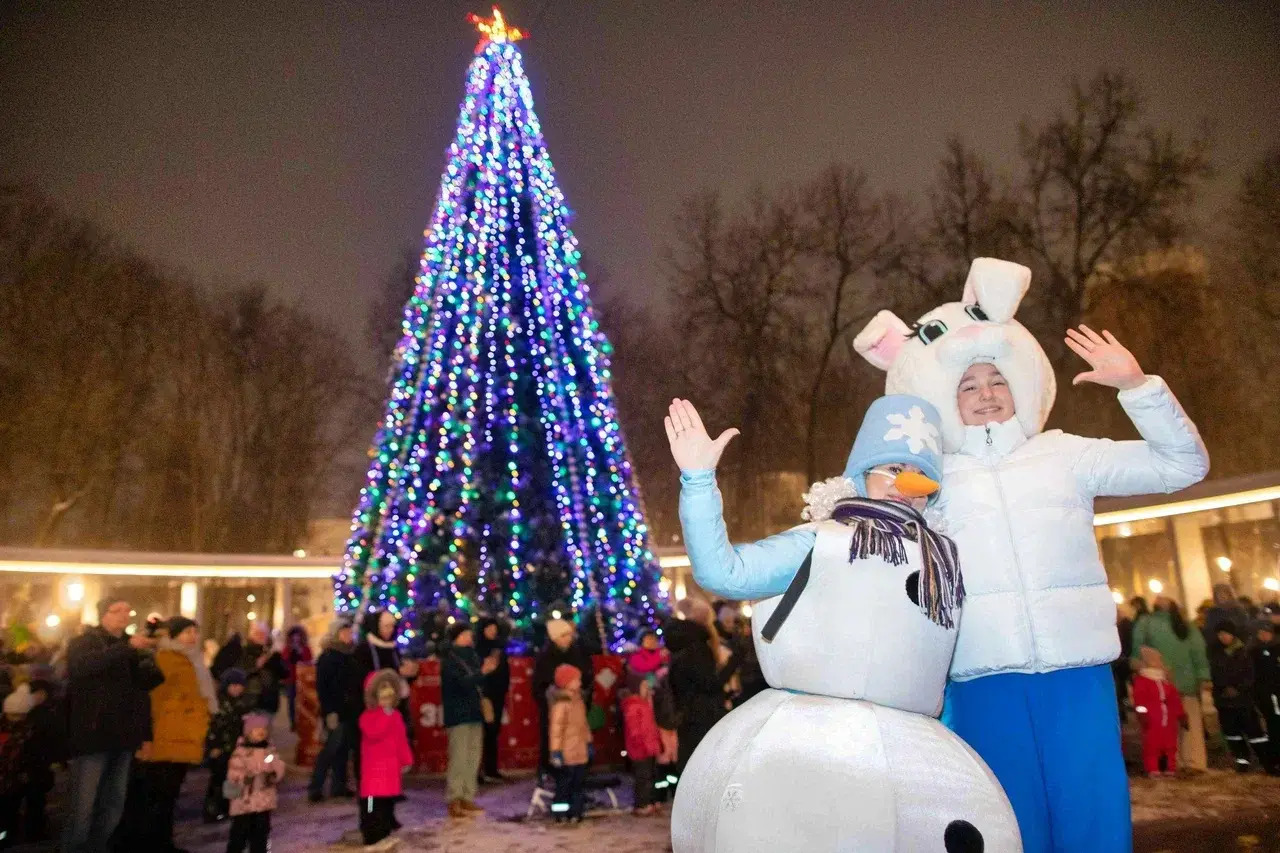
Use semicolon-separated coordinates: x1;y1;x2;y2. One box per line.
554;663;581;690
3;683;33;716
446;622;473;643
1218;619;1240;639
844;395;944;501
220;668;248;689
167;616;198;639
546;619;574;645
242;712;271;736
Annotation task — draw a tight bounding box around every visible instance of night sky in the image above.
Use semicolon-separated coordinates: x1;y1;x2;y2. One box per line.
2;0;1277;370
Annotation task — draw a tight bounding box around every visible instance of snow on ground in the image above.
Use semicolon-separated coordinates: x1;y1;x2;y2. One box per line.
170;771;671;853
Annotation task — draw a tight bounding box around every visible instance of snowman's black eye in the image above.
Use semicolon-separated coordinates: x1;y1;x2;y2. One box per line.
905;571;920;606
944;820;984;853
965;304;989;322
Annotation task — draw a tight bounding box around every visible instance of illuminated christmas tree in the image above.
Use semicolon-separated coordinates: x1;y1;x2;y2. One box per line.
335;8;664;648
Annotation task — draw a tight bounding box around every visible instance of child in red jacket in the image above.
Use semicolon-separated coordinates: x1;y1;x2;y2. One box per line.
1133;646;1186;777
359;669;413;848
620;671;662;816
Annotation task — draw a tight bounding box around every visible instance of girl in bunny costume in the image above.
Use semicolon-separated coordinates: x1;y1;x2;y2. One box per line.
852;257;1210;853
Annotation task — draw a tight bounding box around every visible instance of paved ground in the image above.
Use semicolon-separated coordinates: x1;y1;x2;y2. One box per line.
11;710;1280;852
11;765;1280;852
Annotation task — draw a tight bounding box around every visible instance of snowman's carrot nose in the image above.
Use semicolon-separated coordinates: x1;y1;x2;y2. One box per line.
895;471;940;497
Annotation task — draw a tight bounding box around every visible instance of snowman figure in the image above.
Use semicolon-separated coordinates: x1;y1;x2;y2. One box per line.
664;395;1020;852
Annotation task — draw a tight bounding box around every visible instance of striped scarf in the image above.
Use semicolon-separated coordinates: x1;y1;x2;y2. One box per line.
830;497;965;629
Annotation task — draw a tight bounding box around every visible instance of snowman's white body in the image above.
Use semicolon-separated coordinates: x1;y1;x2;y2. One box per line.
671;518;1021;853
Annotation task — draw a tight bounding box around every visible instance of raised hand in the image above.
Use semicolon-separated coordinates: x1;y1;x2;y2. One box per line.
664;399;739;471
1065;325;1145;391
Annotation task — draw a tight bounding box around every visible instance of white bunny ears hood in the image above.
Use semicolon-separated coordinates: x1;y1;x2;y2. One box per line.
852;258;1056;453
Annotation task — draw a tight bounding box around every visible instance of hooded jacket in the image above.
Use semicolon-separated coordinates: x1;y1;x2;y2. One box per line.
548;685;592;766
854;258;1210;680
149;641;215;764
226;734;286;816
359;670;413;797
1129;610;1210;697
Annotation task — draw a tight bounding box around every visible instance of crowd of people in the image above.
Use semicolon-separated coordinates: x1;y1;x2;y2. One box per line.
1117;584;1280;778
0;585;769;851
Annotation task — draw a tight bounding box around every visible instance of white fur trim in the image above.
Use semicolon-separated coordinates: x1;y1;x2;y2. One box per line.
801;477;859;522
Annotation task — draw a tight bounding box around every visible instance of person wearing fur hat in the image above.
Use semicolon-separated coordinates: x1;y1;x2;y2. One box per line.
224;712;285;853
851;258;1210;850
532;617;593;777
1209;620;1278;773
358;670;413;848
440;622;497;818
1131;647;1186;777
204;669;252;823
548;663;593;823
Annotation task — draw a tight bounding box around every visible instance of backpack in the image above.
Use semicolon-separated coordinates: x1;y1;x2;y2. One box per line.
652;671;682;730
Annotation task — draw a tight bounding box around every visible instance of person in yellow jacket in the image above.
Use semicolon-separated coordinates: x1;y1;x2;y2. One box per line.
140;616;220;852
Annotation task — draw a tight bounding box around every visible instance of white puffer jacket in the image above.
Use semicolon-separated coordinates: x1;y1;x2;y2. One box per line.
928;376;1209;681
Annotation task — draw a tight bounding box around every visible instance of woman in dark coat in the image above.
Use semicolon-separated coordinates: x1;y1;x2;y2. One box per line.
351;610;419;781
664;615;731;779
475;617;511;782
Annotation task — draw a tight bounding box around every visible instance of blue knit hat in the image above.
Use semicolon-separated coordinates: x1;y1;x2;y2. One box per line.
844;395;944;500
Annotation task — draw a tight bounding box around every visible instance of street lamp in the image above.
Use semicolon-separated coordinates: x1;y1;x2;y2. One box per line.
1264;578;1280;592
1148;579;1164;594
66;581;85;603
45;613;60;628
1216;556;1233;572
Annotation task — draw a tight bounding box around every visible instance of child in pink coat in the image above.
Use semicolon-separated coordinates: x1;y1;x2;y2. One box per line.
620;670;663;815
224;712;286;853
360;669;414;847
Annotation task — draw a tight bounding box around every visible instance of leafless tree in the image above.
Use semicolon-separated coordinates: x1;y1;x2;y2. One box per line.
796;165;907;482
665;190;809;539
1005;71;1213;359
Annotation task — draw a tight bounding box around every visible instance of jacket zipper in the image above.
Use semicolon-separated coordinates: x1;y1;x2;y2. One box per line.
985;427;1039;667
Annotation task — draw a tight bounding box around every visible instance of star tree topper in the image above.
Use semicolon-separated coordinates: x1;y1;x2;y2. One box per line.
467;6;526;54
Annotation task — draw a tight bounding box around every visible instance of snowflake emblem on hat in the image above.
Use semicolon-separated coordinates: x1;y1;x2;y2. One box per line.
884;406;941;455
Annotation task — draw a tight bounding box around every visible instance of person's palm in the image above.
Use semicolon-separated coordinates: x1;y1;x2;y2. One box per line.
1065;325;1145;390
664;399;739;471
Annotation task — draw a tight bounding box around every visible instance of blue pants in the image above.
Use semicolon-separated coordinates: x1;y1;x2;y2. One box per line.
946;665;1132;853
62;750;133;853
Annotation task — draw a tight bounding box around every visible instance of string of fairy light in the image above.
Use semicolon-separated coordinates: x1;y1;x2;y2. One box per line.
335;8;664;647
